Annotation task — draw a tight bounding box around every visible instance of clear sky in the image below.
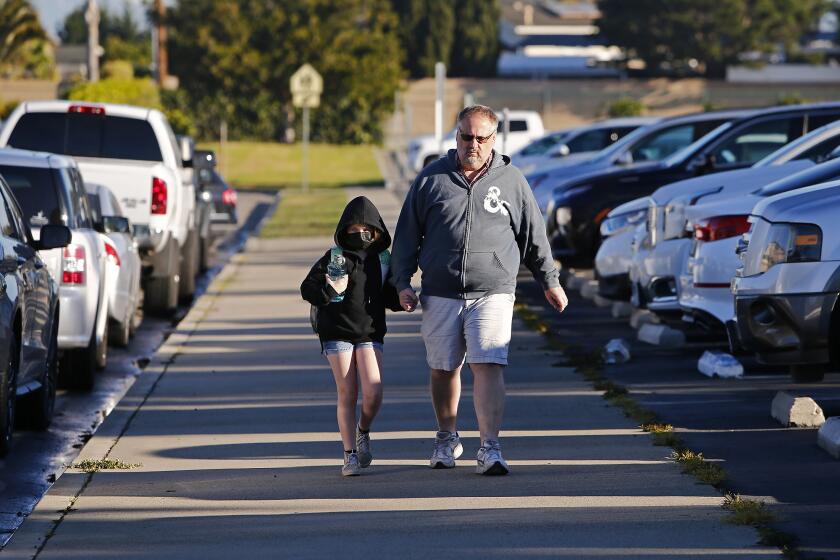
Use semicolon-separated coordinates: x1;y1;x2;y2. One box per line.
31;0;151;41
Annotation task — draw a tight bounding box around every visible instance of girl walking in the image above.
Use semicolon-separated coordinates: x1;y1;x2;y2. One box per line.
301;196;402;476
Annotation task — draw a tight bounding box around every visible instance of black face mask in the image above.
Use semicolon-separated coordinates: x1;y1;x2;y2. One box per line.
345;231;374;250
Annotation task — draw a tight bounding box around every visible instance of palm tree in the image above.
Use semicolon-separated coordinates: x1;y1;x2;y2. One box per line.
0;0;47;66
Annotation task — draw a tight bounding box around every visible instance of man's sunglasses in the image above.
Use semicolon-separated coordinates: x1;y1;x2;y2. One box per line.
458;129;496;144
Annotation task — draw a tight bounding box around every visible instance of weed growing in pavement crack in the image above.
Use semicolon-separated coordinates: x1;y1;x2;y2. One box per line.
71;458;141;473
671;450;726;486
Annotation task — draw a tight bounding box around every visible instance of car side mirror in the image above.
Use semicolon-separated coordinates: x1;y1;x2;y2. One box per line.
552;144;571;158
616;151;633;165
102;216;131;234
688;153;715;174
178;135;195;167
35;224;71;251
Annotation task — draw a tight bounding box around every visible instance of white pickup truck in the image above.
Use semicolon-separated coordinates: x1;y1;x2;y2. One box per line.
0;101;199;314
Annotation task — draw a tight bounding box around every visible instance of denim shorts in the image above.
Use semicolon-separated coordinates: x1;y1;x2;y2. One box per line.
322;340;384;356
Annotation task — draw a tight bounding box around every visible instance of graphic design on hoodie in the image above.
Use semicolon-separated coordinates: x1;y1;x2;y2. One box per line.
483;186;511;217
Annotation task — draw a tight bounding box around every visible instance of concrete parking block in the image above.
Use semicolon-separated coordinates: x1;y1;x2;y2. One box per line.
611;301;634;318
817;417;840;458
771;392;826;428
697;351;744;379
629;309;660;329
637;323;686;347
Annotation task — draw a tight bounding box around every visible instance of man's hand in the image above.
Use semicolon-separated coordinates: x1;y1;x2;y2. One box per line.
399;288;419;312
325;273;348;295
545;286;568;313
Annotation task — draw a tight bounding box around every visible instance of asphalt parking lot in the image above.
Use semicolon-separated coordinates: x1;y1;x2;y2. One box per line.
516;273;840;559
0;191;276;548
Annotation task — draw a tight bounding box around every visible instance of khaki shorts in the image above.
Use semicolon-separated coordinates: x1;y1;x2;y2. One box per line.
420;293;515;371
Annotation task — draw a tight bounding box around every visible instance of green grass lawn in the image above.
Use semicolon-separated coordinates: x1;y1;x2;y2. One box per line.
197;141;383;190
260;189;348;238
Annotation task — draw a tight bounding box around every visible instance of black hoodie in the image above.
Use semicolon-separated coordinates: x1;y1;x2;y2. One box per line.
300;196;402;344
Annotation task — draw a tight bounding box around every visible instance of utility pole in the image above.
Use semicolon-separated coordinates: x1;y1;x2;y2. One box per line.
154;0;168;86
85;0;100;82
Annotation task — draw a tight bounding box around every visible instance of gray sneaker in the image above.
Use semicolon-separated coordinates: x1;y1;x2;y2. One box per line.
356;427;372;468
342;452;361;477
476;439;509;475
430;430;463;469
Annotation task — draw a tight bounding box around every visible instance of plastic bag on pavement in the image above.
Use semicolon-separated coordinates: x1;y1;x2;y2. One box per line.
697;350;744;379
602;338;631;364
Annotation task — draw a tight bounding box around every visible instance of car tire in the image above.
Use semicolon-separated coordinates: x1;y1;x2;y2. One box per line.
199;229;212;273
109;312;131;349
21;318;58;431
145;273;178;317
131;289;144;336
62;331;97;392
790;364;825;383
179;228;199;301
0;333;20;457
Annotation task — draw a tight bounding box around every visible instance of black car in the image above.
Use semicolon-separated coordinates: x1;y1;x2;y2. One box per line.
0;173;70;456
545;102;840;266
194;150;237;225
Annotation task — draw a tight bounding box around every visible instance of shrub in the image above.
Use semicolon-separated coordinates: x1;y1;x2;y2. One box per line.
607;97;645;117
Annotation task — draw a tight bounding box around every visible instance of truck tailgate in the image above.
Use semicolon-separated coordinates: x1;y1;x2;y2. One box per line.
75;158;166;226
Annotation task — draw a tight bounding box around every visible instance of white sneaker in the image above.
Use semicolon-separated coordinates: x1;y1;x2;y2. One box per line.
430;431;463;469
356;427;372;468
342;452;361;477
476;439;509;475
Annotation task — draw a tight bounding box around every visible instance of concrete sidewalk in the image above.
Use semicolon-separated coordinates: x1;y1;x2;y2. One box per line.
3;188;777;559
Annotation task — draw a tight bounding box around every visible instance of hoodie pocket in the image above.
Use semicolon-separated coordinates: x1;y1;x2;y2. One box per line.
419;248;463;293
465;251;511;292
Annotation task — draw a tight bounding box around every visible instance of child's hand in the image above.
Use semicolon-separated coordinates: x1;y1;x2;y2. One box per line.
399;288;418;312
325;273;348;295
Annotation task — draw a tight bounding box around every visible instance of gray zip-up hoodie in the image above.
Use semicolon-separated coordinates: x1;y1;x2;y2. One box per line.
391;149;560;299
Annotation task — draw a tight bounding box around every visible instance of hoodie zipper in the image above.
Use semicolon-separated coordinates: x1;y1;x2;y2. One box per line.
461;170;493;294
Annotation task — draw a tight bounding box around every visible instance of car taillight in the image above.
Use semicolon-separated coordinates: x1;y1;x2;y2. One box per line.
151;177;167;214
104;242;121;267
221;188;237;206
694;215;750;242
68;104;105;115
62;244;86;285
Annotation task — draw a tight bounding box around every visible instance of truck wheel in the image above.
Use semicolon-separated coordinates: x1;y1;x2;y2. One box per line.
145;273;179;317
62;331;96;391
790;364;825;383
21;319;58;430
110;317;131;348
0;334;20;457
179;229;199;301
131;289;144;335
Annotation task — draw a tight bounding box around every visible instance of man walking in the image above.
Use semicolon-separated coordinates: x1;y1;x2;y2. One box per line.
391;105;568;475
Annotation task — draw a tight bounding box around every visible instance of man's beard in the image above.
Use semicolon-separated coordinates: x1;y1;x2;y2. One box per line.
462;151;483;168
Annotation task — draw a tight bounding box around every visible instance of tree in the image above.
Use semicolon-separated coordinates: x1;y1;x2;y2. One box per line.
0;0;54;79
599;0;829;77
166;0;404;143
390;0;454;78
450;0;500;77
58;4;151;71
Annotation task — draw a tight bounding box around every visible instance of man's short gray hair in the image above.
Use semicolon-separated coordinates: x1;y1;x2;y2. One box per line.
458;105;498;128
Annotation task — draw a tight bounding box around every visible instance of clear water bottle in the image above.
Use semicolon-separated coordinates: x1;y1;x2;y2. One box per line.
327;246;346;303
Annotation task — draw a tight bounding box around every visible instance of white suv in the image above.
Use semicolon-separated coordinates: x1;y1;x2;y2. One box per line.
0;149;109;390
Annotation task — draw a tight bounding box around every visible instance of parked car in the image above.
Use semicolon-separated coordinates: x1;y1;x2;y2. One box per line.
0;173;71;456
194;150;237;225
177;136;213;273
634;119;840;324
512;117;657;175
407;110;545;172
544;102;840;267
85;183;143;347
0;101;199;315
0;149;110;390
732;178;840;382
681;156;840;334
528;109;753;210
594;197;648;300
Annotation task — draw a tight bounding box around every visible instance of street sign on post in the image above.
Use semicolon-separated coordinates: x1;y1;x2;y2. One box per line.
291;64;323;191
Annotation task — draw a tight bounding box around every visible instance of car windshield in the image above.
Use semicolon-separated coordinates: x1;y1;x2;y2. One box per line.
662;122;734;167
754;157;840;197
0;165;65;227
519;131;572;156
754;123;840;167
7;112;163;162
